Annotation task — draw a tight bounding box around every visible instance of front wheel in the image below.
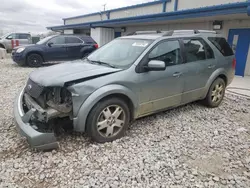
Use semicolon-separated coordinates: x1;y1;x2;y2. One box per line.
86;98;130;143
203;78;226;108
27;53;43;67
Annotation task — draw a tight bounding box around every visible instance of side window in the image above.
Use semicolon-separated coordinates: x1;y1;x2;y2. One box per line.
148;40;182;66
208;37;234;56
65;37;82;44
183;39;207;62
49;36;65;45
17;34;30;39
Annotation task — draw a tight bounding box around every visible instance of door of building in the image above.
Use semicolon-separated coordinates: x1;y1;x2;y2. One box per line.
228;29;250;77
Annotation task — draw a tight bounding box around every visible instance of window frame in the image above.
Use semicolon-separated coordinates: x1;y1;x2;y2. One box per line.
65;36;84;44
207;37;234;57
136;38;185;73
16;33;31;39
47;36;66;45
179;37;215;63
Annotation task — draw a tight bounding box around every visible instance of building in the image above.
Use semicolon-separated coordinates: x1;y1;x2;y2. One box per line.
47;0;250;77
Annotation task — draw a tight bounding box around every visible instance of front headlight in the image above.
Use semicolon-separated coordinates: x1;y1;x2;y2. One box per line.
16;47;25;53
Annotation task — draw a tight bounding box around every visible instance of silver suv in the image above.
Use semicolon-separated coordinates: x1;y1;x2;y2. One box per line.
0;32;32;52
14;30;235;150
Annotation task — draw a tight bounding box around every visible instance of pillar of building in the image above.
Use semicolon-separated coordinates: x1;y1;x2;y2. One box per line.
90;27;114;46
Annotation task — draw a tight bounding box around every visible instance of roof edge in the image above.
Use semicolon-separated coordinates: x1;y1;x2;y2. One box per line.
48;2;249;30
62;0;170;20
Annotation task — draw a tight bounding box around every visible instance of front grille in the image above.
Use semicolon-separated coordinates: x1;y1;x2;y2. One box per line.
25;79;44;99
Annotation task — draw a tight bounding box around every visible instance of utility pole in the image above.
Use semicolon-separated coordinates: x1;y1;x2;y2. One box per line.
102;4;106;11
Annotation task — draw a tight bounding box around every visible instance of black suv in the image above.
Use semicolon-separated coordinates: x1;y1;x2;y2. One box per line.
12;34;98;67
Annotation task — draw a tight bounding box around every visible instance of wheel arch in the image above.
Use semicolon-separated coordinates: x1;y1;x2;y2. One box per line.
26;51;45;62
0;43;5;49
73;84;138;132
203;68;228;98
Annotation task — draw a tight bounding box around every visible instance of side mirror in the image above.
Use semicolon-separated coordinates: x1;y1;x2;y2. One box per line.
144;60;166;71
47;42;53;47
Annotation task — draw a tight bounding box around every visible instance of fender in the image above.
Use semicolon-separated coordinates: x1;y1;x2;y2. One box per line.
73;84;139;132
80;45;95;54
202;68;227;99
24;47;45;60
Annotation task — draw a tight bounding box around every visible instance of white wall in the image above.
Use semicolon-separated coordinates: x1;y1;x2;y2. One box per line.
166;0;175;12
65;14;103;25
91;27;114;46
178;0;246;10
110;4;162;19
64;29;74;34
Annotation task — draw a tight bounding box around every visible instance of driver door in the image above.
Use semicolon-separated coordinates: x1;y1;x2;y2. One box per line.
45;36;68;61
137;39;185;116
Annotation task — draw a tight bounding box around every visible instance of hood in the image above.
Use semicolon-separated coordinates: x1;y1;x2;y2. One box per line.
29;60;121;87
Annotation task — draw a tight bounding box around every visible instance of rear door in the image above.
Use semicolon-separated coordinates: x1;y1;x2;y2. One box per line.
45;36;68;61
65;36;84;59
180;37;216;104
16;33;31;46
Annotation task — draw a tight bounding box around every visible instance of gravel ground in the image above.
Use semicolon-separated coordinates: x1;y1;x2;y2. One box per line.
0;59;250;188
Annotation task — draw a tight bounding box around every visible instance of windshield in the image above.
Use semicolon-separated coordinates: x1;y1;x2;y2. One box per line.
36;35;55;44
88;38;152;69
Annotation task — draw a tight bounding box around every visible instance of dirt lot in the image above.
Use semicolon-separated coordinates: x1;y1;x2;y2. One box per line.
0;59;250;188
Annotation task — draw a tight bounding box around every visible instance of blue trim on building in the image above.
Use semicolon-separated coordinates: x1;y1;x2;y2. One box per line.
106;11;110;20
63;0;170;20
247;0;250;16
174;0;178;11
162;1;167;12
47;2;249;30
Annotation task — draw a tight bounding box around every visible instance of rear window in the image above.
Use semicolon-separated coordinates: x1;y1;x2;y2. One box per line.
208;37;234;56
79;36;96;44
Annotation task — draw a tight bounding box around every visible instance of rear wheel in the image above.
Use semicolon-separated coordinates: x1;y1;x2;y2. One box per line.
27;53;43;67
86;98;130;143
203;78;226;108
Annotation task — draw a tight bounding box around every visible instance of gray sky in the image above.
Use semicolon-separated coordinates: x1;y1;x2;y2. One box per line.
0;0;152;35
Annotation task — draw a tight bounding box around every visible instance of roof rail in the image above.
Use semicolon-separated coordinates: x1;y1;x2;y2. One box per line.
126;30;162;36
162;30;216;36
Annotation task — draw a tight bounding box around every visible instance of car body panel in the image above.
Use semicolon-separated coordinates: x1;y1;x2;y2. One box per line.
29;60;121;87
13;31;235;150
11;35;97;66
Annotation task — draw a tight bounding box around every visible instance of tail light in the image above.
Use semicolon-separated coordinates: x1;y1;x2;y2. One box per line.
94;44;99;49
232;58;236;69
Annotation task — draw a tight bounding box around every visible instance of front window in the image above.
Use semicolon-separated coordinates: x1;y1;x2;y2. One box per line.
36;36;55;45
87;38;152;69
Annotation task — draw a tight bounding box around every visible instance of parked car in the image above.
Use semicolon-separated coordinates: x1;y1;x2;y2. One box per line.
0;32;32;52
14;30;235;150
12;34;98;67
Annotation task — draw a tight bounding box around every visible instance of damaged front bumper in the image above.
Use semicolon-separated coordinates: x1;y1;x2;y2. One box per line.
13;89;59;150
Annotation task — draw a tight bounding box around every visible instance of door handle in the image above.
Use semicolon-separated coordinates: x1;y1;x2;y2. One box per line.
173;72;182;77
208;65;215;69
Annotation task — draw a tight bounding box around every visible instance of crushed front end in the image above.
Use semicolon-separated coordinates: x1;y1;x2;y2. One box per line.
13;79;73;150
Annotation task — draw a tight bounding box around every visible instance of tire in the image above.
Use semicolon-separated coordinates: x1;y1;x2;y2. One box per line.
27;53;43;67
82;52;90;59
203;78;226;108
86;97;130;143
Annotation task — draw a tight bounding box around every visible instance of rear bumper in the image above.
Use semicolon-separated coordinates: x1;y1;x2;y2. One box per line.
13;89;59;150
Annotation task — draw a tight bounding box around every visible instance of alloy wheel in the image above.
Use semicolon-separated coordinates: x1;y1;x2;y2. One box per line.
97;105;125;138
211;83;224;103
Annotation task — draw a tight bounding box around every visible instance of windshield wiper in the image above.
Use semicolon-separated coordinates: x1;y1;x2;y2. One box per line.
89;60;116;68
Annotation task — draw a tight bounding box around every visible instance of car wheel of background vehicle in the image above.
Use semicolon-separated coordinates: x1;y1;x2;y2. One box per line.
86;97;130;143
27;53;43;67
82;52;90;59
203;78;226;108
